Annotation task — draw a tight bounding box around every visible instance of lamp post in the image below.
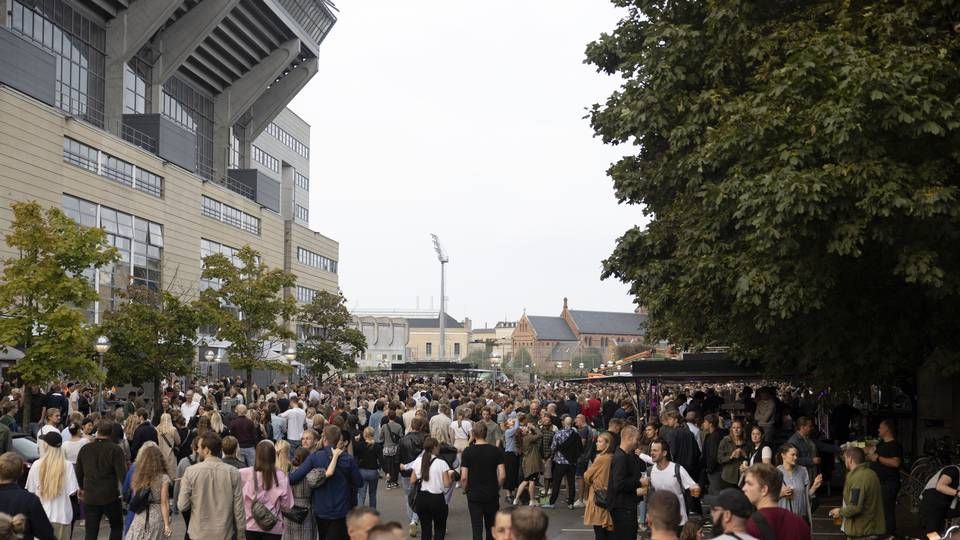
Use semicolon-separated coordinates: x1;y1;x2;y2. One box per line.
579;362;585;375
204;349;215;363
94;335;110;412
430;234;449;361
556;361;563;376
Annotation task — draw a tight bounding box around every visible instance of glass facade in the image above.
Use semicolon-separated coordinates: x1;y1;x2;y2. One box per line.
201;196;261;235
251;145;280;173
296;247;337;273
229;124;246;170
295;171;309;190
296;285;317;304
162;76;214;179
10;0;106;127
296;204;309;222
123;46;155;115
63;137;164;198
266;122;309;158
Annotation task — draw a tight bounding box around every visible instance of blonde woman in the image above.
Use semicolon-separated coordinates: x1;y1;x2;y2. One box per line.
26;432;78;540
210;411;226;437
156;414;180;478
275;440;291;473
583;432;615;539
449;409;473;453
126;445;172;540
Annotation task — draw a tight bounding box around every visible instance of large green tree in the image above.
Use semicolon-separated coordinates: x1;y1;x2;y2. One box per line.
0;201;118;421
198;246;297;398
587;2;960;388
297;290;366;376
98;285;201;417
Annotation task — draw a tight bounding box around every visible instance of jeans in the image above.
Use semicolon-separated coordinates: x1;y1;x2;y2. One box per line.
240;446;256;466
84;500;123;540
400;474;419;523
549;463;576;505
357;468;379;508
467;499;499;540
287;439;301;458
611;506;638;540
315;517;348;540
415;492;448;540
880;479;899;535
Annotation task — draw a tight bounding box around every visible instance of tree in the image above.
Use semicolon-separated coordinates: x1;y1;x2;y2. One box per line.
572;348;604;371
297;290;366;377
0;201;118;422
198;246;297;398
98;285;201;418
513;347;533;371
464;350;487;368
586;2;960;389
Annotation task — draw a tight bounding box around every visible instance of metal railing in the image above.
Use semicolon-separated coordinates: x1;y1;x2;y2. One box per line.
276;0;337;44
119;122;158;154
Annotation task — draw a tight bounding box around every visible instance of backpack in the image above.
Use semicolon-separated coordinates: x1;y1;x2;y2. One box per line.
399;432;424;468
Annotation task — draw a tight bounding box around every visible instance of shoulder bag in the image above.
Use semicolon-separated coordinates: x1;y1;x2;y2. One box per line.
673;463;696;516
251;471;279;531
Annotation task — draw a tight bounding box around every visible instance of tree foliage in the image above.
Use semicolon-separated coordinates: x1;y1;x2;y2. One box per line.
297;290;366;376
0;202;118;388
198;246;297;392
98;285;201;416
586;1;960;388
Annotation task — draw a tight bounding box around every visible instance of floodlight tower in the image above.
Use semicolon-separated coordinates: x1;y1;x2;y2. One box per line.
431;234;449;360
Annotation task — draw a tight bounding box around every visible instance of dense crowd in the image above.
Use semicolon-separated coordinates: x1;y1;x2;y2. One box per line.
0;374;955;540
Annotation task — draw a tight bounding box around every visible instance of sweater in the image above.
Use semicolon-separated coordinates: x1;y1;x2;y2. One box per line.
839;463;886;537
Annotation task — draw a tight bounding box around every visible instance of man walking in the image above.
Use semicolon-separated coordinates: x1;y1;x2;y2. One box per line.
544;416;580;509
281;396;307;453
76;421;127;540
607;425;644;540
461;422;506;540
291;425;363;540
704;488;759;540
647;439;701;525
0;452;55;540
177;431;245;540
130;408;158;461
229;404;258;465
829;447;886;539
742;463;810;540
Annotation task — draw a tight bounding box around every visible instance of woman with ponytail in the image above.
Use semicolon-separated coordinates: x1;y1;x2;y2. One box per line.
0;512;27;540
409;437;454;540
26;432;78;540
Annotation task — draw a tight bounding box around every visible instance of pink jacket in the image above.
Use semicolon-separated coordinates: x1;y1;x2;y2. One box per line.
240;467;294;534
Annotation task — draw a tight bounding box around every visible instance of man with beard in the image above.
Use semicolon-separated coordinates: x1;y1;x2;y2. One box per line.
704;488;759;540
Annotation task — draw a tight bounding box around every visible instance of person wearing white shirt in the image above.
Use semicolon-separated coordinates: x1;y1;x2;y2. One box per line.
280;397;306;451
180;390;200;421
308;387;321;404
407;438;453;540
26;432;79;540
645;439;701;525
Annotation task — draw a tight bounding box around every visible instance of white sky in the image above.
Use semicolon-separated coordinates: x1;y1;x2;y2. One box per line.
291;1;647;328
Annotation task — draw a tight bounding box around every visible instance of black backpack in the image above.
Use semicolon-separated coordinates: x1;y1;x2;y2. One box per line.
399;432;424;469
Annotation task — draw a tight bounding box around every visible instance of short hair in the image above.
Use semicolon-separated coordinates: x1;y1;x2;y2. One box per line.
844;447;865;464
472;420;488;440
0;453;23;483
648;490;681;532
511;506;549;540
97;420;115;436
221;435;239;455
198;431;223;457
323;425;342;447
367;522;403;540
651;438;670;457
796;416;813;429
608;418;625;432
620;425;639;442
879;418;896;435
347;505;380;526
746;463;782;502
136;408;149;420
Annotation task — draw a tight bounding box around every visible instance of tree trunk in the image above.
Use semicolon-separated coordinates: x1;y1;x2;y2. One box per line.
246;368;253;403
153;377;162;420
21;383;31;434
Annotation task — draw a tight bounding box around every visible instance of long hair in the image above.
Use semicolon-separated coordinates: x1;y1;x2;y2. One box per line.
37;445;67;500
419;437;438;483
123;415;139;439
597;432;615;455
292;447;310;468
275;440;291;473
210;412;224;433
132;445;167;491
254;440;278;491
195;416;211;437
157;413;176;436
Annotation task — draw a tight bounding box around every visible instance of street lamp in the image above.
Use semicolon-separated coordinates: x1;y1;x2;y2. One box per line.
579;362;585;375
94;335;110;412
556;361;563;374
430;234;449;361
283;345;297;363
204;349;215;363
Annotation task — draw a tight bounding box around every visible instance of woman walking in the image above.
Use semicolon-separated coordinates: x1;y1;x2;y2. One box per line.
717;419;749;489
777;444;822;524
410;437;453;540
26;432;78;540
583;432;614;540
354;427;381;508
381;408;403;489
241;440;293;540
156;414;180;478
275;440;291;473
37;408;62;457
449;409;473;454
125;445;173;540
62;420;89;464
513;416;543;506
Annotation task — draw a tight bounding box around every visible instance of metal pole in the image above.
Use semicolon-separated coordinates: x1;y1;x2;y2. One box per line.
97;352;104;412
439;260;446;361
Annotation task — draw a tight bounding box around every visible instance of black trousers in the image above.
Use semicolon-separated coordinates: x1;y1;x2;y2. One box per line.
549;463;576;505
467;499;499;540
182;509;191;540
593;525;613;540
316;517;348;540
880;479;899;535
84;500;123;540
611;506;638;540
415;492;449;540
244;532;281;540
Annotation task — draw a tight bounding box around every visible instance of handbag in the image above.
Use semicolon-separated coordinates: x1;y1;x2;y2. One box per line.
407;479;422;510
593;488;609;509
281;505;310;524
251;471;279;531
674;463;697;516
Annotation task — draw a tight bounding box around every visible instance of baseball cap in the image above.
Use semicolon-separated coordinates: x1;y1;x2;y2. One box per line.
39;431;63;448
703;488;754;518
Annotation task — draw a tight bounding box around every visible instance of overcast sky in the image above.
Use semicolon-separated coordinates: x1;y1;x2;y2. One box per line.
291;1;646;328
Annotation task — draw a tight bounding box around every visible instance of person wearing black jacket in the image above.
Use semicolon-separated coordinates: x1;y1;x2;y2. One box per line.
701;414;724;494
0;452;55;540
129;408;158;461
607;425;645;540
77;421;127;540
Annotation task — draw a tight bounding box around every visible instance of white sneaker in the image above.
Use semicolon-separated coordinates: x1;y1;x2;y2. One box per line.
409;522;419;538
572;499;585;508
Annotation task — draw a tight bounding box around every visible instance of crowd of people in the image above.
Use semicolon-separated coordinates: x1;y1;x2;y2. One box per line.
0;374;953;540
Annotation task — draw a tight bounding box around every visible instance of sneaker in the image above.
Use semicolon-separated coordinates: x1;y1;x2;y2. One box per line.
572;499;585;508
529;500;539;507
541;504;555;509
567;503;575;510
409;522;419;538
512;495;522;506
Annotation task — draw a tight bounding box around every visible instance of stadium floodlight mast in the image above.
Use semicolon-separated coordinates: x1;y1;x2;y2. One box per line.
431;234;449;361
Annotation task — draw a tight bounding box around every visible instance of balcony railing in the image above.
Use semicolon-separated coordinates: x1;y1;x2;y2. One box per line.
276;0;337;44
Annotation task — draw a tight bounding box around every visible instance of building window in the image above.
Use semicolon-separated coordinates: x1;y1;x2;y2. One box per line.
200;196;260;235
296;247;337;273
228;126;243;169
295;172;309;190
123;46;154;115
162;76;213;179
454;343;460;356
63;138;164;198
266;122;309;158
11;0;106;127
296;286;317;304
251;145;280;173
296;204;309;222
200;238;241;291
426;343;432;357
